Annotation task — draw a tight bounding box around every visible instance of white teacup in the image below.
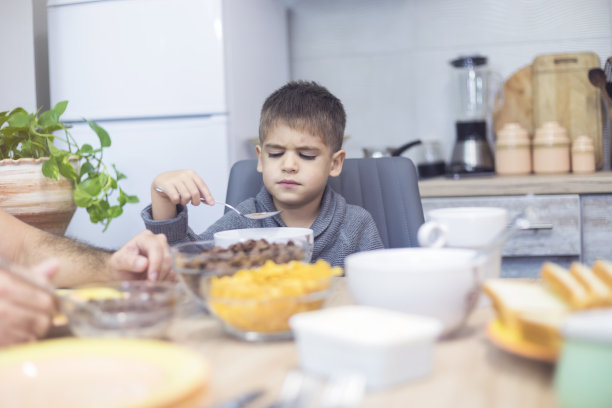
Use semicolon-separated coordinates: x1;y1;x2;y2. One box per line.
417;207;508;280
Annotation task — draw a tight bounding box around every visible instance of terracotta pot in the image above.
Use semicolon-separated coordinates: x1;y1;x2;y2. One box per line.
0;158;77;235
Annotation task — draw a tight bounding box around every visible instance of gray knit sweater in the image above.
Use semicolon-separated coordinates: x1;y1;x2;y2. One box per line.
141;185;383;266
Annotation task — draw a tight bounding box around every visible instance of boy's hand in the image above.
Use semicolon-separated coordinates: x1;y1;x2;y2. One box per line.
151;170;214;220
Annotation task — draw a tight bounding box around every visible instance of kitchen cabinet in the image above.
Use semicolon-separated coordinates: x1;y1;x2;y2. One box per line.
418;172;612;278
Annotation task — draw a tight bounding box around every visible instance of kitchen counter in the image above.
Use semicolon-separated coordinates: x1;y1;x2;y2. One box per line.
418;171;612;198
418;171;612;276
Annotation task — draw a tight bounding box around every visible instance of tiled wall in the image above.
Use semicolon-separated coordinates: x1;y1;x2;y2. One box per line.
288;0;612;162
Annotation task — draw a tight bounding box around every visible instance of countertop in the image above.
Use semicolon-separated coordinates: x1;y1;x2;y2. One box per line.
418;171;612;198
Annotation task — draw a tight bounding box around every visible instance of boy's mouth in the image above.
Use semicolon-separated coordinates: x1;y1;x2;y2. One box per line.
278;179;300;187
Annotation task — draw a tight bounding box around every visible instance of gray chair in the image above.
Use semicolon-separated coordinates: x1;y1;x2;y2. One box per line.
224;157;425;248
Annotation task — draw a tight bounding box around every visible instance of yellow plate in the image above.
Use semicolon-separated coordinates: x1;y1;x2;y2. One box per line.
0;338;209;408
486;318;558;363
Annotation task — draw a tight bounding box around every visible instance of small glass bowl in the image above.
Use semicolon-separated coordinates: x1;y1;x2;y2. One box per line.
205;278;333;342
60;281;181;339
171;239;311;310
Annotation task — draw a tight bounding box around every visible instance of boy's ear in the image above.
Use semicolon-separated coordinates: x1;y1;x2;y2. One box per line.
255;145;263;173
329;149;346;177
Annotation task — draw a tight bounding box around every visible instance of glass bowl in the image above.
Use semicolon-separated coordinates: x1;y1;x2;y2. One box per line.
60;281;181;339
171;239;311;310
204;260;342;341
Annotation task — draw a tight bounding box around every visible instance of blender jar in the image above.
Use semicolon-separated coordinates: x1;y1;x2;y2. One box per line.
448;55;501;174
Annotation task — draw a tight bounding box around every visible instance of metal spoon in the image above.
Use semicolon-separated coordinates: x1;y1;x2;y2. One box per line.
589;68;611;106
154;186;281;220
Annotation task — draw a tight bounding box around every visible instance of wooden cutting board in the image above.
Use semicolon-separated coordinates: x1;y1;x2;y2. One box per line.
493;65;533;137
532;52;603;168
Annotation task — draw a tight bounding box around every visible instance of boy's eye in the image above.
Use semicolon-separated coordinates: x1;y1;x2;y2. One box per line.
299;153;317;160
268;152;283;158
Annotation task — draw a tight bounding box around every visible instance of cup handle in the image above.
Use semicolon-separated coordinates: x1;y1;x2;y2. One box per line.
417;221;448;248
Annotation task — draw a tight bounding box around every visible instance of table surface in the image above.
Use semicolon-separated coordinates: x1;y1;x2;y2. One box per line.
153;279;556;408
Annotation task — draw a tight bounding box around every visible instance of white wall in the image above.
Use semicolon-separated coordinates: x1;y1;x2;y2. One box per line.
0;1;38;111
288;0;612;162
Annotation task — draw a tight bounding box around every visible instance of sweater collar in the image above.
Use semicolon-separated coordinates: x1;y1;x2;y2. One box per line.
255;185;345;238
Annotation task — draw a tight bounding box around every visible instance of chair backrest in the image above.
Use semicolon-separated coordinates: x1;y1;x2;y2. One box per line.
225;157;425;248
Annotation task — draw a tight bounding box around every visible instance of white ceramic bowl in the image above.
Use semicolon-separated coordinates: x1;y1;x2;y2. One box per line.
214;227;314;262
345;248;482;336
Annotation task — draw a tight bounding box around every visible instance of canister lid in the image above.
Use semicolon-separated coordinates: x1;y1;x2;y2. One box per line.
562;310;612;344
571;135;595;152
496;123;530;148
533;121;570;147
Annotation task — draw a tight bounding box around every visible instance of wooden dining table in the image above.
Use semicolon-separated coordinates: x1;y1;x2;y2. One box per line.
147;278;557;408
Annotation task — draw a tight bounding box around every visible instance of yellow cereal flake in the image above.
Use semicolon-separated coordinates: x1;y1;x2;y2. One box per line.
208;260;342;333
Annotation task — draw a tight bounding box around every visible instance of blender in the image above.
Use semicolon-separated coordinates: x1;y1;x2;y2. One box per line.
448;55;498;175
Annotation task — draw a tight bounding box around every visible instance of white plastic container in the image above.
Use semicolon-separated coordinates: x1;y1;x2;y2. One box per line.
289;305;443;390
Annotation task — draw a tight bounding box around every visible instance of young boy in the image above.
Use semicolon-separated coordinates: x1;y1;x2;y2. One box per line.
141;81;383;266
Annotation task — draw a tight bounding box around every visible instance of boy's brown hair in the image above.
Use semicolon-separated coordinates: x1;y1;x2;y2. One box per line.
259;81;346;153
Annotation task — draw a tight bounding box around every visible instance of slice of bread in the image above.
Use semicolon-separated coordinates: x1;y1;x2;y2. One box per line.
483;279;569;333
540;262;590;309
569;262;612;307
593;259;612;291
518;309;567;351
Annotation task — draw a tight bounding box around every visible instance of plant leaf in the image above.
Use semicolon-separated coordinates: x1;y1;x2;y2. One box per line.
108;206;123;218
79;162;95;178
126;194;139;203
58;156;78;180
86;120;111;147
78;177;102;197
74;188;94;208
77;144;93;154
41;158;60;180
38;109;59;129
8;111;31;128
52;101;68;117
86;203;102;222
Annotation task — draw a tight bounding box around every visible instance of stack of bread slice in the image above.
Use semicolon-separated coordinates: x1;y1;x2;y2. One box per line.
484;260;612;352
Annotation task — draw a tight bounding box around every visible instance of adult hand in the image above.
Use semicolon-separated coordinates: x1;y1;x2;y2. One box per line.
109;230;172;281
0;260;58;347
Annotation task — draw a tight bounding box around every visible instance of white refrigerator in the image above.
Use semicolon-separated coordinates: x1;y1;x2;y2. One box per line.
47;0;289;248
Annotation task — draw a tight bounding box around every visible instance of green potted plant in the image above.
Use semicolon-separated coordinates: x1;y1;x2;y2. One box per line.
0;101;138;233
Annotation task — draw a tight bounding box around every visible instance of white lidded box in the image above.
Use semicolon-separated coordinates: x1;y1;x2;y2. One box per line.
289;305;443;390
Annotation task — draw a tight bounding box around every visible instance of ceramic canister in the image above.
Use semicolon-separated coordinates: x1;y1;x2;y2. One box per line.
571;135;596;174
495;122;531;175
533;121;570;174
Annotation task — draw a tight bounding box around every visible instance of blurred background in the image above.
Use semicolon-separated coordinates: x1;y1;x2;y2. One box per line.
1;0;611;246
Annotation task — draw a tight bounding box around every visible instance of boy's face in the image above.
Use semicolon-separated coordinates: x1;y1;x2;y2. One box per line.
256;123;345;210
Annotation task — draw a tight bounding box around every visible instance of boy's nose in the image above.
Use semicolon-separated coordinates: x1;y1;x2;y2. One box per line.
281;153;298;173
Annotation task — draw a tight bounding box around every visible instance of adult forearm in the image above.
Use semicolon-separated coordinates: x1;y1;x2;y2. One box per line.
27;232;113;287
1;210;114;287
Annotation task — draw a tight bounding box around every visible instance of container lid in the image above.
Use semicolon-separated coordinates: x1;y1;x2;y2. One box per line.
533;121;570;147
562;310;612;344
450;55;487;68
289;305;443;346
571;135;595;152
496;123;530;147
